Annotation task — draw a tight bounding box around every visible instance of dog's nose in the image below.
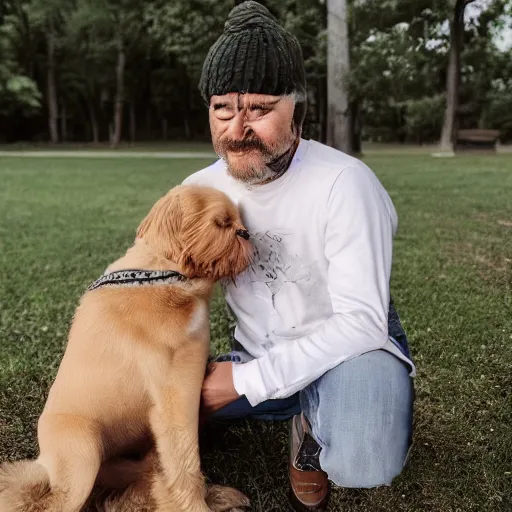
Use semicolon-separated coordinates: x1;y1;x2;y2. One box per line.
236;229;250;240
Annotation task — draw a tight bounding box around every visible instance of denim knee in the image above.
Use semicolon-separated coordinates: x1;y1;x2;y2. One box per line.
301;350;414;489
320;432;411;488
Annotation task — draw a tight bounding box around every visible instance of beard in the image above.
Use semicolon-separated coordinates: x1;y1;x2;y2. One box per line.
213;128;298;185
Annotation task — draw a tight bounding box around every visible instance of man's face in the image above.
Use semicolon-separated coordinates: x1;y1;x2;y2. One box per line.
209;93;297;184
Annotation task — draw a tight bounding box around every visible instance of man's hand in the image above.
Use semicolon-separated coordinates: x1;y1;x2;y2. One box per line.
201;361;240;415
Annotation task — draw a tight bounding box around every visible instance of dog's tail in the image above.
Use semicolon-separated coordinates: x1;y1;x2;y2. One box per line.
0;460;66;512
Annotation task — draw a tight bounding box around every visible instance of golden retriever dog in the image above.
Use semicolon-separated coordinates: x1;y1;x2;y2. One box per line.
0;185;252;512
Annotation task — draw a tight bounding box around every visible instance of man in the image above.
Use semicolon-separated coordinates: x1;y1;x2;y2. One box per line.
184;2;415;510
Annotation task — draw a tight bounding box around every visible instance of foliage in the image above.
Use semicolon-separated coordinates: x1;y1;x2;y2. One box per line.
482;91;512;141
0;0;511;143
402;94;446;143
145;0;231;81
0;22;41;117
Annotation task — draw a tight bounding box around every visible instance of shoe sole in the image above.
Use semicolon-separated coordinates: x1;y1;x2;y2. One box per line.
288;487;330;512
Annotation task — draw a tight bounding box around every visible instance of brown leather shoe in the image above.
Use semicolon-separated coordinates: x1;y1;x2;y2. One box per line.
289;413;330;511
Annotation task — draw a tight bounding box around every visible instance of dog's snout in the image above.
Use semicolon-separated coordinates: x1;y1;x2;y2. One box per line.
236;229;250;240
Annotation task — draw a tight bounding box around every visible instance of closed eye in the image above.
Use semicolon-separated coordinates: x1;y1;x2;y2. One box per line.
249;105;271;112
212;103;234;120
248;99;279;114
215;217;232;228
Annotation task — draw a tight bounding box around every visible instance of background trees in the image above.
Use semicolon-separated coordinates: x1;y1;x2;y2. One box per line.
0;0;510;147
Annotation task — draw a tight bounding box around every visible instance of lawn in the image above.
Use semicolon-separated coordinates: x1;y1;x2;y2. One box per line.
0;153;511;511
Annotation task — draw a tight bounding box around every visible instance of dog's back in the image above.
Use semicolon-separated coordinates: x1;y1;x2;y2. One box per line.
42;282;205;456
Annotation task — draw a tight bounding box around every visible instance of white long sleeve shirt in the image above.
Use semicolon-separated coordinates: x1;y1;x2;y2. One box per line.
184;139;415;406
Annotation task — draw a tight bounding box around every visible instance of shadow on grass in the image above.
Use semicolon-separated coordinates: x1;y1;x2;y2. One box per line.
201;420;292;511
200;403;510;512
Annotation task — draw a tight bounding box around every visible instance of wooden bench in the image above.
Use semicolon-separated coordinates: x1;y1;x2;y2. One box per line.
455;129;500;152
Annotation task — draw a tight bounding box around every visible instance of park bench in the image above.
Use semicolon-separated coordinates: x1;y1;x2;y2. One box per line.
455;129;500;152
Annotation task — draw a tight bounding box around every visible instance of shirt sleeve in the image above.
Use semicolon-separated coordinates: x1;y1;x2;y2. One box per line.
232;165;397;406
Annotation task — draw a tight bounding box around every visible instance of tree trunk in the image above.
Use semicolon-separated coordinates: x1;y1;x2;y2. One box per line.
146;107;152;139
162;118;168;140
111;37;125;149
88;101;99;143
130;100;136;143
439;0;475;153
318;76;327;144
350;98;362;155
47;26;59;143
182;67;192;140
184;116;191;140
326;0;352;154
60;103;67;141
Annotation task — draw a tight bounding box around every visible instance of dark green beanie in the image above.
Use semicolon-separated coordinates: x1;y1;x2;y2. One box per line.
199;1;307;106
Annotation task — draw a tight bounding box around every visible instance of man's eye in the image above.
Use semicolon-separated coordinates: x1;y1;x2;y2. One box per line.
250;105;271;113
246;105;272;120
213;104;234;120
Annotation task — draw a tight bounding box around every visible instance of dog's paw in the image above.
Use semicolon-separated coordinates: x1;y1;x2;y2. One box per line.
206;485;250;511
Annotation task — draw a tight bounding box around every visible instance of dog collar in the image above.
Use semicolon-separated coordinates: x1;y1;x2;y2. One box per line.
87;269;187;292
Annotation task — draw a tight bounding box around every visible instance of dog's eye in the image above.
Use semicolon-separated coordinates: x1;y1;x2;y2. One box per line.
215;217;232;228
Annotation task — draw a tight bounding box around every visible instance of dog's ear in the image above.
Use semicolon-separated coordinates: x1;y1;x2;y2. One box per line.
136;188;184;261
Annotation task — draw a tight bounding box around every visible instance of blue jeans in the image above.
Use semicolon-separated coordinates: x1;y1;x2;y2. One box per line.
212;348;414;488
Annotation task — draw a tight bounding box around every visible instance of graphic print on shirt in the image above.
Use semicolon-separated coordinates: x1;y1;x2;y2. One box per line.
247;230;319;308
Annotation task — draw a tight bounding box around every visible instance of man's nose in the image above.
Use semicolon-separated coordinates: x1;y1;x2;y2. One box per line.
226;112;250;140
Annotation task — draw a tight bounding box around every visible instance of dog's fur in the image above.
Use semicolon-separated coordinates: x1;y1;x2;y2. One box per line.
0;185;252;512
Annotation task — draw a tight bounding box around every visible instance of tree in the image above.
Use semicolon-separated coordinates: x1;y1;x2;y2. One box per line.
56;32;111;143
26;0;75;143
457;0;509;130
0;22;41;118
144;0;232;140
1;0;510;145
480;26;512;140
348;0;445;146
326;0;351;153
439;0;476;153
71;0;147;148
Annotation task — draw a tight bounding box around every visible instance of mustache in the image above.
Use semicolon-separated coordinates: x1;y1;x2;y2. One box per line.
217;137;270;154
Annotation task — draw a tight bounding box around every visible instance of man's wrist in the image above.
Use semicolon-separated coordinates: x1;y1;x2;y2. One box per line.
232;358;271;407
232;361;246;397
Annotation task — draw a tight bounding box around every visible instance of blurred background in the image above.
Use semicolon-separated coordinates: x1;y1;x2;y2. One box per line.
0;0;511;151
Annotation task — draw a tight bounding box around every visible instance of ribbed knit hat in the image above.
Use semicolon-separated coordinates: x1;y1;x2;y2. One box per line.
199;1;307;104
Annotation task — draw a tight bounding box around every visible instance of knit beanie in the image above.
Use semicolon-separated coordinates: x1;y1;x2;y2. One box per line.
199;1;307;111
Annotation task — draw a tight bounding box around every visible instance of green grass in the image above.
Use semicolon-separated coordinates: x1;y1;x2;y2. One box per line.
0;154;511;511
0;140;215;153
1;141;511;155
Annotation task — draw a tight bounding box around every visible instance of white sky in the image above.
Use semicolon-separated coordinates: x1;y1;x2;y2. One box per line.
364;1;512;53
366;1;512;52
419;1;512;52
494;26;512;51
466;0;512;51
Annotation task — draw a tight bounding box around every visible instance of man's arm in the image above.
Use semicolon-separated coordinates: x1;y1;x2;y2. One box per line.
232;165;397;407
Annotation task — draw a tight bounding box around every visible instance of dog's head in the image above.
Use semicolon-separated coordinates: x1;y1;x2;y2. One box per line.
136;185;252;280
